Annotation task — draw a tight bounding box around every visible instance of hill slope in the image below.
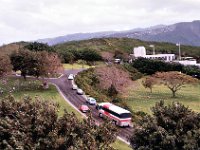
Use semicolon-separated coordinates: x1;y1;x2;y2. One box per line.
54;38;200;60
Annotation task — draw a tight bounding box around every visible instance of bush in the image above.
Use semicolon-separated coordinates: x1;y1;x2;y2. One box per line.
123;63;143;80
0;95;118;150
131;57;184;75
130;101;200;150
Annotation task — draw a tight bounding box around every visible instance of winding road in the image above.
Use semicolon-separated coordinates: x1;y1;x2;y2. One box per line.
47;69;133;143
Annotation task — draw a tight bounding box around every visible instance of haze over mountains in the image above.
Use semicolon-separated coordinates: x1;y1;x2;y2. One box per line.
38;20;200;46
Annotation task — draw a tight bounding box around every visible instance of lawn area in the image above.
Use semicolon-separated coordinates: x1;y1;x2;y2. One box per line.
125;79;200;114
13;84;83;119
63;63;93;69
112;139;132;150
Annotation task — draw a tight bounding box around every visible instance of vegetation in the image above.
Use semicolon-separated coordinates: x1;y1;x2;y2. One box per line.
58;48;102;63
10;50;63;79
131;57;200;79
24;42;55;52
153;71;199;97
54;38;200;61
0;95;118;150
126;79;200;114
0;54;12;77
130;101;200;150
63;63;92;70
131;57;183;75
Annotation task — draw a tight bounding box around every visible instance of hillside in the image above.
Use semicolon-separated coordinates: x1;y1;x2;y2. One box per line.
54;38;200;60
0;42;28;56
39;20;200;46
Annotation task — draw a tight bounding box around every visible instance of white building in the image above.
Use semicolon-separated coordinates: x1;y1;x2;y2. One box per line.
174;59;200;67
133;46;175;62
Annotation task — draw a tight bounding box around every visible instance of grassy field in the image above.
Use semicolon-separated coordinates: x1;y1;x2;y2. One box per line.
125;79;200;114
112;139;132;150
63;63;92;69
13;84;83;119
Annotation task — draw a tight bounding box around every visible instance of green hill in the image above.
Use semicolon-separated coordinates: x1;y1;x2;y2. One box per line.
54;38;200;60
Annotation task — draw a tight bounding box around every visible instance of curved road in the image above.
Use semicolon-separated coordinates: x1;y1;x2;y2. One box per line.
47;69;133;142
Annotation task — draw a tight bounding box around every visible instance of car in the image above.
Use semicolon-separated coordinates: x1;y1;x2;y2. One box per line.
80;105;89;113
68;74;74;80
72;84;78;90
77;88;84;95
86;97;96;105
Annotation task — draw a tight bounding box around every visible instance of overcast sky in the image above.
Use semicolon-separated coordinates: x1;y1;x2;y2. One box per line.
1;0;200;45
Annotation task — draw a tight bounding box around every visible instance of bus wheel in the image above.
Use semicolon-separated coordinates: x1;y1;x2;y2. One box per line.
99;113;103;118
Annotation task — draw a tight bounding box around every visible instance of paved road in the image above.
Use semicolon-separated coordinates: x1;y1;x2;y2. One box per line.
47;69;133;142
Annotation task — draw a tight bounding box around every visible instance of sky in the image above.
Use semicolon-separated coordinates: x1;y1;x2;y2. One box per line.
1;0;200;45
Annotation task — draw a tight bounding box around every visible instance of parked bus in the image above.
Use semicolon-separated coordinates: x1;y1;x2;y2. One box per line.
97;102;131;127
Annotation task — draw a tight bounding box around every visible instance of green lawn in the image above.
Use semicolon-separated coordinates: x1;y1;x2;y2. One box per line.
126;79;200;114
112;139;132;150
13;85;83;119
63;63;93;69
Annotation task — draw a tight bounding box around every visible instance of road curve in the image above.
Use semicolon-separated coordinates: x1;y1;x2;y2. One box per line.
47;69;133;142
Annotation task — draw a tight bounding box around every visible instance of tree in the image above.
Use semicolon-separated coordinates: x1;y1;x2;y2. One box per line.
132;57;183;75
80;49;102;64
25;42;55;52
10;49;38;79
0;95;118;150
142;76;157;93
0;54;12;78
37;51;64;77
153;71;199;97
10;50;63;79
130;101;200;150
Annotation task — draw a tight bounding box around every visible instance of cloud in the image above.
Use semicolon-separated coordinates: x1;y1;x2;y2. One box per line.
0;0;199;45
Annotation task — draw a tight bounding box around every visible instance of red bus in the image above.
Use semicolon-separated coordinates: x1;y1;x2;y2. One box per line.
97;102;132;127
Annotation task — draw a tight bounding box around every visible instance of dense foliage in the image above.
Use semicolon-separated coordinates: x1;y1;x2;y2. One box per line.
130;101;200;150
132;57;200;78
131;57;183;75
25;42;55;52
58;48;102;63
10;50;63;79
0;95;117;150
123;63;143;80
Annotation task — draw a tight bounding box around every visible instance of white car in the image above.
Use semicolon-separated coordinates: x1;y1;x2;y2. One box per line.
77;88;84;95
86;97;96;105
68;74;74;80
72;84;78;90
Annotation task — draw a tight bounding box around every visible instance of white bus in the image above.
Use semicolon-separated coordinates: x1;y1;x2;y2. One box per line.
97;102;132;127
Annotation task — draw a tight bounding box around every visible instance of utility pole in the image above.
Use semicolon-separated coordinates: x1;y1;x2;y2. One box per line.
176;43;181;60
149;45;155;55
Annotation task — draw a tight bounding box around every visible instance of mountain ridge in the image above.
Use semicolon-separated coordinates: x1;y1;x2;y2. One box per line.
38;20;200;46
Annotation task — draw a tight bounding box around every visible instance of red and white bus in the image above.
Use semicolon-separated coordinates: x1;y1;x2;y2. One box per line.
97;102;132;127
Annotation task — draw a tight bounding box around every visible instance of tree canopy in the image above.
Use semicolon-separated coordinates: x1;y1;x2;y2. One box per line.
25;42;55;52
0;95;118;150
10;50;63;79
130;101;200;150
